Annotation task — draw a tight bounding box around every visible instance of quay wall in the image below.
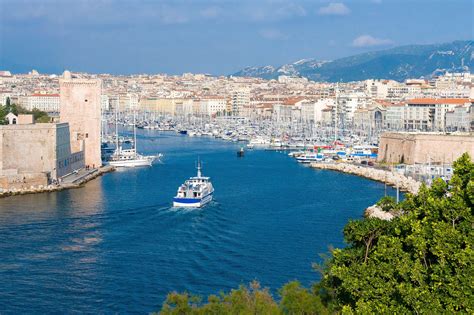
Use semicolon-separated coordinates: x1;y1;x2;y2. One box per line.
377;132;474;165
310;162;421;194
0;166;114;198
0;173;49;190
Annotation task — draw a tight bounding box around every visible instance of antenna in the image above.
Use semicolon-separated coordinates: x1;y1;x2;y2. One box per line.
196;157;202;178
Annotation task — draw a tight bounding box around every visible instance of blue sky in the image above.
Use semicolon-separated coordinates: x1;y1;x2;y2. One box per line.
0;0;472;75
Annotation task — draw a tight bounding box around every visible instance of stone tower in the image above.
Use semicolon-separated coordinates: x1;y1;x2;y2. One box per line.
59;71;102;168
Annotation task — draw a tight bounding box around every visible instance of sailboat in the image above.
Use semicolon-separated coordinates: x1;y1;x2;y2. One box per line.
107;110;160;168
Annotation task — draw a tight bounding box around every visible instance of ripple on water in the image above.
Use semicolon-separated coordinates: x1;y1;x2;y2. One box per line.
0;131;398;313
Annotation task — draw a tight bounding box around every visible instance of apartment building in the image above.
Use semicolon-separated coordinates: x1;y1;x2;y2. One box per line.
24;93;60;113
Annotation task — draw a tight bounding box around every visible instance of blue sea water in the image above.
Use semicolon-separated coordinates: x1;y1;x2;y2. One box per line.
0;131;397;313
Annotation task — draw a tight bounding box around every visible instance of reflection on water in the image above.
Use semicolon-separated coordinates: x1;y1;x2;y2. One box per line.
0;131;398;313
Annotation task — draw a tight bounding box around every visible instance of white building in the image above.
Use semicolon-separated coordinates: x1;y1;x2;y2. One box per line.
24;93;60;113
300;98;335;123
445;104;473;132
384;104;404;130
101;95;110;111
199;97;226;116
402;98;471;131
231;88;250;116
337;92;370;125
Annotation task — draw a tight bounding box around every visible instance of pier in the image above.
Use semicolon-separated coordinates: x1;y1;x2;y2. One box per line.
0;165;114;198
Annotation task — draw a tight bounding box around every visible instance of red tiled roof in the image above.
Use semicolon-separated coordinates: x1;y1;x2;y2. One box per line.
407;98;470;105
282;97;306;105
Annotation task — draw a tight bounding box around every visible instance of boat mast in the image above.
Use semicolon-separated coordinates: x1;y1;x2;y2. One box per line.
115;99;120;154
334;82;338;144
197;158;202;177
133;110;137;155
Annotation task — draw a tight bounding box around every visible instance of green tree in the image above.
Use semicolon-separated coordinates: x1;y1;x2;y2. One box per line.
0;103;50;124
322;153;474;313
279;281;328;315
159;281;279;315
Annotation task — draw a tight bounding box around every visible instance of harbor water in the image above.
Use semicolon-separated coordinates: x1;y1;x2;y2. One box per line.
0;131;397;313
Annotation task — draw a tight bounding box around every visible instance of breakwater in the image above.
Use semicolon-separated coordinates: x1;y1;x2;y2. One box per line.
0;165;114;198
310;162;421;194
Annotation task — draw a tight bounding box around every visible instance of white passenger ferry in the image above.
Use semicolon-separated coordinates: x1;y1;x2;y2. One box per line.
173;161;214;208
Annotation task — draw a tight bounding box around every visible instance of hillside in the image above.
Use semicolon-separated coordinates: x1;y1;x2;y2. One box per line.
232;40;473;82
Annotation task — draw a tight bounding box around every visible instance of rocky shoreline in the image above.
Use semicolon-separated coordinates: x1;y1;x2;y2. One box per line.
310;162;421;194
310;162;422;221
0;166;115;199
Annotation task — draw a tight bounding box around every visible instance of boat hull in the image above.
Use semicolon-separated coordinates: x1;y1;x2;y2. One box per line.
173;192;213;208
108;158;153;168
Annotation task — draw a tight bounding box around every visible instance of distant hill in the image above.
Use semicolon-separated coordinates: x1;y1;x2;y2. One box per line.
232;40;473;82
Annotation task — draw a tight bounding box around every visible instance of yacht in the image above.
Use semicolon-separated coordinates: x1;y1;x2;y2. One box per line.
107;110;160;168
296;152;325;163
108;147;158;167
173;161;214;208
247;137;270;148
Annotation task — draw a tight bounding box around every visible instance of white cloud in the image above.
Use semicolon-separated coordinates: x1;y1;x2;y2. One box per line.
317;2;350;16
276;3;307;18
352;35;393;47
259;29;289;40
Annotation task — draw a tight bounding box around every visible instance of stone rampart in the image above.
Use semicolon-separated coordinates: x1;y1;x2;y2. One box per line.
378;132;474;165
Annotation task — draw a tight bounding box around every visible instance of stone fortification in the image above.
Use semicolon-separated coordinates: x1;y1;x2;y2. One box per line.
377;132;474;165
60;73;102;168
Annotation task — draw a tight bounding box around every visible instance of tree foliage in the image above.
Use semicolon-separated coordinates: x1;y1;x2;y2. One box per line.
158;153;474;314
0;103;50;124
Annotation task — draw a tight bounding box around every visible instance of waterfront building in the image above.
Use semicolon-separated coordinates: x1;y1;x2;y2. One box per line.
378;132;474;165
59;71;102;168
139;97;175;114
353;104;386;131
384;103;405;130
402;98;471;131
445;104;474;132
198;97;226;117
